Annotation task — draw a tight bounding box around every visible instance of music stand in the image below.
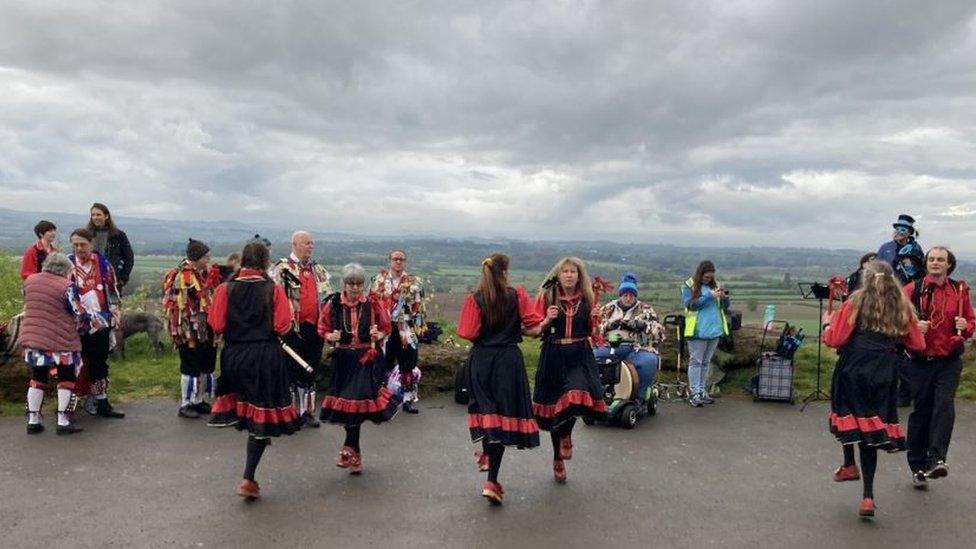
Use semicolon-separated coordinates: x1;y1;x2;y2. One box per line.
797;282;830;411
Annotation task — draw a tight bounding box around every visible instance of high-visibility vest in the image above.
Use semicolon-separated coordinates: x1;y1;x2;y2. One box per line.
683;278;729;338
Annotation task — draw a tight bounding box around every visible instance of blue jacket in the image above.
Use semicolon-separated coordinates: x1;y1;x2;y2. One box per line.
680;282;730;340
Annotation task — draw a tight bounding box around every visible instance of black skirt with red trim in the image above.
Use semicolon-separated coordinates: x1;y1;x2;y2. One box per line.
319;347;401;426
533;340;607;431
828;331;906;452
211;340;302;437
466;345;540;449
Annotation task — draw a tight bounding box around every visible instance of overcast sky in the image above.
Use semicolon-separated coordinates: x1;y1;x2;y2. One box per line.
1;1;975;252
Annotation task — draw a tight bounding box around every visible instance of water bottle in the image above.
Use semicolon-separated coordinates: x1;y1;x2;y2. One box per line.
763;304;776;332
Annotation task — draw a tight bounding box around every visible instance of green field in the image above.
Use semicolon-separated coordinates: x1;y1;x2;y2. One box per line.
3;252;975;416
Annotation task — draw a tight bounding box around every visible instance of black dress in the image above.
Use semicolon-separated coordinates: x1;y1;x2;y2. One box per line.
465;288;540;449
828;330;906;451
318;295;401;425
532;294;606;431
210;280;302;437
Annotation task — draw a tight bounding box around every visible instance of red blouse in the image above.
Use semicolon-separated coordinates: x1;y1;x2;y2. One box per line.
207;269;292;336
317;292;392;344
822;299;925;352
533;289;599;339
20;242;47;281
457;285;542;341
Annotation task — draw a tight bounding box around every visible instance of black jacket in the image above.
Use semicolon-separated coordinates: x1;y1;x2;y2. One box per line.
102;230;134;284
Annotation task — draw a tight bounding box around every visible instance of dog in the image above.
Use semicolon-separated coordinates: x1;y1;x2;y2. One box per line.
113;312;165;360
1;313;24;363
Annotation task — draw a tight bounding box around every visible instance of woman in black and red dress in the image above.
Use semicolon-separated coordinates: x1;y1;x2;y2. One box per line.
823;260;925;518
318;263;399;476
458;253;550;505
208;242;302;500
533;257;606;484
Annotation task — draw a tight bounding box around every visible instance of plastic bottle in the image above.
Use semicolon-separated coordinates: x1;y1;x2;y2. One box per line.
763;304;776;331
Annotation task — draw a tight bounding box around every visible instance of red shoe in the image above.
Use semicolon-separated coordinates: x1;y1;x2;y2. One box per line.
553;459;567;484
482;481;504;505
559;434;573;460
475;450;489;472
236;479;260;500
336;446;355;468
833;465;860;482
858;498;875;517
348;450;363;476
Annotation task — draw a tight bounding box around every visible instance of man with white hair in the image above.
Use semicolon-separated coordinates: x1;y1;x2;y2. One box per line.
271;230;332;428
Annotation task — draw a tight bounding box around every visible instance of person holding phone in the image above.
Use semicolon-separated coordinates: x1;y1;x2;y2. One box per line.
680;260;731;407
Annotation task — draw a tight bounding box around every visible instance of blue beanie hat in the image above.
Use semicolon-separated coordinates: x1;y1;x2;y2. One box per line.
618;273;638;297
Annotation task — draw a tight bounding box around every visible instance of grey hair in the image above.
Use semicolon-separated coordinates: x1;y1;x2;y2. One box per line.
341;263;367;286
42;252;72;277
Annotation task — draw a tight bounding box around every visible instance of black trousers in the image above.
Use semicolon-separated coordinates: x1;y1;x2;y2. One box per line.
81;328;112;381
906;355;963;472
178;342;217;376
384;331;418;377
284;322;324;388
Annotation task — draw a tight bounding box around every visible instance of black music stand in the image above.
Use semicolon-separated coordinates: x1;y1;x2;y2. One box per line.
797;282;830;411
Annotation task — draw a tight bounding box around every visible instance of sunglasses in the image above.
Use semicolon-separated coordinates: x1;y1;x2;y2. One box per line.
391;257;406;262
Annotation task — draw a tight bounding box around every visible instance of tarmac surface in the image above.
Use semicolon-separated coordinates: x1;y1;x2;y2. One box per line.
2;395;976;548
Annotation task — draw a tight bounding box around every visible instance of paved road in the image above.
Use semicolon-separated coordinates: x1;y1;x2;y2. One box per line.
2;395;975;548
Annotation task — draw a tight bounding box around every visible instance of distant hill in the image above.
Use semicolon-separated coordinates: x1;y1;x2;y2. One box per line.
2;207;971;281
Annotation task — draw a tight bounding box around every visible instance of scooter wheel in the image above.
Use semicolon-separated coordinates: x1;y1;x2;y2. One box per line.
647;399;657;416
620;404;638;429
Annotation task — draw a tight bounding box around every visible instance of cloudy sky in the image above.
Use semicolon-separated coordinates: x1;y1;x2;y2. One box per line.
1;1;975;252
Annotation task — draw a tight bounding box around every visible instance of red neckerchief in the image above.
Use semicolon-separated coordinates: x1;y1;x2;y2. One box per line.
237;268;265;279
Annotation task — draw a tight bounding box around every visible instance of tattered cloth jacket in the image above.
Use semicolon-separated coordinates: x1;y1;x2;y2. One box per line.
370;269;427;348
596;299;665;351
162;259;213;347
270;254;332;330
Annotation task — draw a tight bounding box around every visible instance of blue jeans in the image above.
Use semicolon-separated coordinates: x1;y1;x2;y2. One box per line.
593;344;659;400
687;338;720;396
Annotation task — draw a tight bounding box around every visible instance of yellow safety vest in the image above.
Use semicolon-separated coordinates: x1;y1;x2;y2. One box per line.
683;278;729;338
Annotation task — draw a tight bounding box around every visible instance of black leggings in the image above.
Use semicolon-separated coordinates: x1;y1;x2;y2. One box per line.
344;425;361;452
842;443;878;498
550;417;577;460
30;364;76;384
482;439;505;483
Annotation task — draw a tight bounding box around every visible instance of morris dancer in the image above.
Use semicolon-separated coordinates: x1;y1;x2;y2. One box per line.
19;253;84;435
67;228;124;418
271;231;331;428
457;253;547;505
20;220;58;281
594;273;665;406
207;242;302;500
371;249;427;414
903;246;974;488
823;260;925;517
163;239;217;419
533;257;606;484
318;263;399;475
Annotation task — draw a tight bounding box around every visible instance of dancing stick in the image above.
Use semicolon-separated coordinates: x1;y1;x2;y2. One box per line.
279;339;315;374
958;280;970;336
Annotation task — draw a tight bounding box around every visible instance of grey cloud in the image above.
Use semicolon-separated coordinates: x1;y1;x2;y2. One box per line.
0;1;975;251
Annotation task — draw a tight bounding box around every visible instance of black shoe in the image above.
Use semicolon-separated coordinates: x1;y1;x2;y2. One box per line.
912;470;928;490
96;399;125;418
926;461;948;479
178;405;200;419
56;423;84;435
402;401;419;414
302;412;321;428
26;423;45;435
193;401;212;415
